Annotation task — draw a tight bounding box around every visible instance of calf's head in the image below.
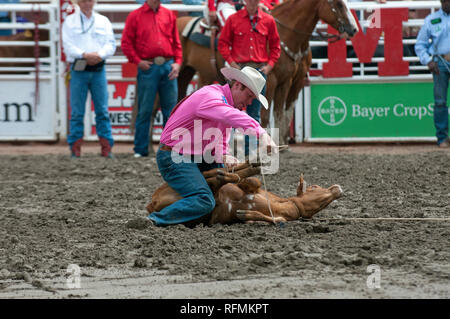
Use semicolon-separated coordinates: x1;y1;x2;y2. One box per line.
292;174;343;218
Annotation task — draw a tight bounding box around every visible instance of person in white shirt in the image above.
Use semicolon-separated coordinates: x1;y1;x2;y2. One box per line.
62;0;116;158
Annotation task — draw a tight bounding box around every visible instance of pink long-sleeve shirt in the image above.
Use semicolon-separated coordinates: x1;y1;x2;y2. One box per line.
160;84;266;160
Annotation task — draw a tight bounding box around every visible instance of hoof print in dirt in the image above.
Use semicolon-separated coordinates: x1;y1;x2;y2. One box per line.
133;256;147;268
304;224;333;234
126;217;152;230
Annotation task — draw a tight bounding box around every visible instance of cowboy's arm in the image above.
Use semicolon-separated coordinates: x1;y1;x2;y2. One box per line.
62;19;84;60
414;20;433;66
97;18;116;60
121;13;141;65
218;20;234;65
171;13;183;65
208;0;217;23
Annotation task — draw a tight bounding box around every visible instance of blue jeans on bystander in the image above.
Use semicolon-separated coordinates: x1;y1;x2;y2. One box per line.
68;66;114;148
134;60;178;156
432;56;450;145
148;147;223;226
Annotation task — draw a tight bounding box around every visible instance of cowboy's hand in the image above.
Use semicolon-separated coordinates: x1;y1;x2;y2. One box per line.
428;61;439;75
223;154;240;170
259;64;273;75
138;60;152;71
376;0;386;3
230;62;241;69
83;52;102;65
260;132;278;155
168;63;180;80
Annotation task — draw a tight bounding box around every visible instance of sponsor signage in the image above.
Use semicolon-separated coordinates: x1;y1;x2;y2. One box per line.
0;80;55;139
88;81;163;141
88;78;199;141
310;82;450;139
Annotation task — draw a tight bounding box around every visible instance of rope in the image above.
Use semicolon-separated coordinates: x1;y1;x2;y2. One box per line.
436;55;450;73
260;165;275;224
315;217;450;222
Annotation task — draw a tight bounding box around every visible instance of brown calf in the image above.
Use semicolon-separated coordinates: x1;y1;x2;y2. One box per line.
146;163;343;225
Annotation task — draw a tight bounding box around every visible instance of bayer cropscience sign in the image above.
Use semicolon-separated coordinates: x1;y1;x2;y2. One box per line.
310;82;445;139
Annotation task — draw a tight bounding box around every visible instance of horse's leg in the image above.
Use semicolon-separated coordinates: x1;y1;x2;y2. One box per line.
273;80;292;145
177;65;196;100
148;95;160;155
261;73;277;128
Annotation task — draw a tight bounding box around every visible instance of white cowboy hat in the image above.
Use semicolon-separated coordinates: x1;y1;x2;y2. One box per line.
220;66;269;109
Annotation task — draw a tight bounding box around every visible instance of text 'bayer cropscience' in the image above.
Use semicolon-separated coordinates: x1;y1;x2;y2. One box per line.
180;303;270;317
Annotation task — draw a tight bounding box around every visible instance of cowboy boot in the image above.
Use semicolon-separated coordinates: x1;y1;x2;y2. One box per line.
71;138;83;158
99;137;113;158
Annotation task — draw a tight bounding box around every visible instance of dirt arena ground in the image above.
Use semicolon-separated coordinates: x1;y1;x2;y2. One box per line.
0;142;449;299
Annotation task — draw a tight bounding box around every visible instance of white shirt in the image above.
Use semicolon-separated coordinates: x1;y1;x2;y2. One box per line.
62;9;116;63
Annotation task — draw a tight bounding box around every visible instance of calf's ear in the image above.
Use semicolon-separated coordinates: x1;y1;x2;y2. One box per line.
297;174;307;196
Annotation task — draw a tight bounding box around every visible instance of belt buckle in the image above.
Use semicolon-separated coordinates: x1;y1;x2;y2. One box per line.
154;56;165;65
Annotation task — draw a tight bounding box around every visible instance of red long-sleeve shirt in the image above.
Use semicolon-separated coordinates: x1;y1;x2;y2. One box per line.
218;8;280;67
121;3;182;65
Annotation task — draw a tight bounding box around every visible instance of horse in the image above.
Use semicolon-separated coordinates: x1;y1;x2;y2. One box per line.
176;0;359;144
0;29;50;72
146;162;343;225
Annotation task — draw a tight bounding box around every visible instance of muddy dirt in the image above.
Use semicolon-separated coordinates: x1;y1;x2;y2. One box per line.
0;144;449;298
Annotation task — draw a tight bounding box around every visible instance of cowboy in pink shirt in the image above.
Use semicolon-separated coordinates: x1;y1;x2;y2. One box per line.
148;66;278;226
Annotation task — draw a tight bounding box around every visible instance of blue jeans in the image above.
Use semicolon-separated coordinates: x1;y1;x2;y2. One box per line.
432;57;450;145
68;66;114;147
134;60;178;156
148;148;223;226
245;71;266;156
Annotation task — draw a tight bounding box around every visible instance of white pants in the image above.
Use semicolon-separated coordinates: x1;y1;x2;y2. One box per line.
204;2;237;28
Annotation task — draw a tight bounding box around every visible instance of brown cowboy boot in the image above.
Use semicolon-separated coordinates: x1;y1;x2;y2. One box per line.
71;139;83;158
99;137;113;158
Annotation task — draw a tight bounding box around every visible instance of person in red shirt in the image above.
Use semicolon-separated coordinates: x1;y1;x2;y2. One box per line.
218;0;280;156
121;0;182;158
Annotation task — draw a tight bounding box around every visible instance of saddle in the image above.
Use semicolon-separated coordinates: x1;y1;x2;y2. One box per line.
182;16;219;49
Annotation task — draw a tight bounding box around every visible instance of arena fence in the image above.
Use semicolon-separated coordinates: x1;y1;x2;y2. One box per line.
0;1;447;143
0;3;58;141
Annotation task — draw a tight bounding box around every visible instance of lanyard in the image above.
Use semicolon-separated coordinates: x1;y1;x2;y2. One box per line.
80;14;95;34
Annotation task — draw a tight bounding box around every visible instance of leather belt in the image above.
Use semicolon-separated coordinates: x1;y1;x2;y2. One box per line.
441;54;450;62
159;143;172;152
238;62;265;70
146;56;174;65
